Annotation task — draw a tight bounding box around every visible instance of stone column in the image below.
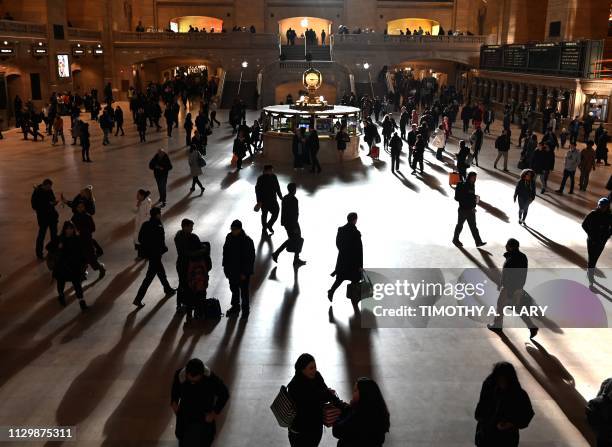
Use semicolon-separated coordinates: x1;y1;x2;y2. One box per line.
502;81;509;104
518;83;526;104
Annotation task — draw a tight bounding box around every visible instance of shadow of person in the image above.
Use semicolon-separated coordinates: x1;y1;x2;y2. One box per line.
100;314;201;447
169;174;192;189
161;194;196;220
478;166;519;185
478;199;510;223
47;296;174;447
272;270;300;359
0;258;42;291
417;171;448;196
522;224;588;268
424;159;448;174
249;231;274;297
220;171;239;190
393;171;420;192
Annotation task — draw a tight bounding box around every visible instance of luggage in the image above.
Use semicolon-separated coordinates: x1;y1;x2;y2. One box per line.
346;270;374;302
270;385;297;428
322;404;342;427
370;145;380;159
286;236;304;253
517;156;528;169
449;171;460;186
195;298;222;320
187;259;209;293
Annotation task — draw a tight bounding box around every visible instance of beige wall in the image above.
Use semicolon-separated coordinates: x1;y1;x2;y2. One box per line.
545;0;609;41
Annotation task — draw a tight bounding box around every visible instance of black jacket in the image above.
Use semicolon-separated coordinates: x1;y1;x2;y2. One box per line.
455;181;477;210
171;366;229;437
530;150;553;174
514;179;536;203
472;128;483;152
334;223;363;282
114;108;123;125
222;230;255;277
149;153;173;177
582;209;612;243
475;377;534;447
174;230;211;272
51;234;86;281
407;129;417;147
501;249;528;291
495;134;510;152
281;194;299;229
255;173;282;207
31;185;59;223
287;372;337;435
390;134;402;155
138;218;168;258
333;406;387;447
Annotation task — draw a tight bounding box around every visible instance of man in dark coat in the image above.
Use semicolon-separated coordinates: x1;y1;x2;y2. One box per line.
222;220;255;319
471;126;484;167
171;358;229;447
582;197;612;286
114;105;124;136
149;148;173;207
453;172;486;247
390;132;402;173
407;123;418;164
31;178;59;259
494;129;511;171
174;218;211;313
488;238;537;338
272;183;305;266
399;107;410;140
164;104;174;137
483;108;494;134
461;104;473;133
255;165;283;235
133;207;176;307
328;212;363;302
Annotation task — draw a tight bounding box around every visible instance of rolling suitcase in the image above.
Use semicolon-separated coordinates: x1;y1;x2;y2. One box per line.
370;145;380;160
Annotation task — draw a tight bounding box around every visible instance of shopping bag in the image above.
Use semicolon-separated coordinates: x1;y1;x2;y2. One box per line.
370;145;380;159
448;171;460;186
270;386;296;428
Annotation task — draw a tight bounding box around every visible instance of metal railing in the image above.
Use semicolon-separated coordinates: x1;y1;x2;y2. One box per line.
113;31;277;47
0;19;46;36
333;33;488;46
67;27;102;40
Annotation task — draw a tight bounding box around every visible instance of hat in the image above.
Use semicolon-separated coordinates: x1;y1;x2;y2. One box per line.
598;197;610;207
231;219;242;229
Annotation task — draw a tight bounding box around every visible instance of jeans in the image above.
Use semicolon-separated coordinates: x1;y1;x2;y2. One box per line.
114;124;124;136
155;173;168;203
453;208;483;244
102;128;110;144
411;156;423;173
135;255;172;301
494;151;508;169
52;130;65;144
36;219;58;258
538;171;549;191
517;198;532;222
587;238;607;283
191;176;204;190
228;275;250;312
81;142;90;161
261;201;280;230
579;168;592;191
558;169;576;193
391;153;400;171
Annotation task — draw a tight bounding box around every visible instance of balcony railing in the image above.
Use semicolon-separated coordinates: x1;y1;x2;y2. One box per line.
0;19;46;37
67;27;102;40
332;33;489;47
113;31;277;48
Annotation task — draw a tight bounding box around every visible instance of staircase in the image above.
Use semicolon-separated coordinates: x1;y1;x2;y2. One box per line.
280;45;331;61
220;81;258;109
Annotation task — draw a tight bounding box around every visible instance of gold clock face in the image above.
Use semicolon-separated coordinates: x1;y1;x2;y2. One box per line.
305;72;320;86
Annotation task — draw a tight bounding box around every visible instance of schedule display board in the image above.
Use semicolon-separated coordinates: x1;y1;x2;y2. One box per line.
480;40;597;78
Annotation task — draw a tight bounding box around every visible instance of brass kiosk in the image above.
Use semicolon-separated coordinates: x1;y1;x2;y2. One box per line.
262;67;361;164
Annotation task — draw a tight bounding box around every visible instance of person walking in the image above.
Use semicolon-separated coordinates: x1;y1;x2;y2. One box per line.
80;122;91;162
596;129;609;165
586;377;612;447
582;198;611;286
494;129;511;171
332;378;390;447
272;183;306;267
31;179;59;260
114;105;124;136
579;141;597;191
474;362;535;447
411;134;425;175
430;124;447;161
52;115;65;145
174;219;211;314
133;207;176;307
209;99;220;127
328;212;363;302
50;221;88;310
171;358;229;447
222;219;255;319
255;165;283;235
452;172;486;247
390;132;402;172
483;107;494;134
470;126;484;167
232;132;248;171
99;108;113;145
292;127;307;170
134;189;152;260
287;353;342;447
514;170;536;225
487;238;538;338
569;116;580;145
335;124;350;163
399;107;410;140
307;129;322;174
461;103;473;133
184;112;193;147
149;148;173;207
71;118;81;146
136;107;147;142
456;140;471;182
407;123;417;165
164;104;174;137
556;143;581;195
531;143;553;194
188;143;205;194
71;201;106;279
363;119;379;157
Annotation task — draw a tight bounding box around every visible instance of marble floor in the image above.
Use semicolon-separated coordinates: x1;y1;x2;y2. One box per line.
0;103;611;447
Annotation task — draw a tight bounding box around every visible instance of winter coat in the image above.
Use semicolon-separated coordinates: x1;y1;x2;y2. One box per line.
138;218;168;258
495;135;510;152
333;406;387;447
334;223;363;282
390;134;403;155
188;149;203;177
530;150;553;174
222;230;255;278
579;147;596;171
134;197;152;245
281;194;299;229
582;209;612;243
51;234;86;281
287;372;337;435
149;153;173;178
514;178;536;204
255;173;282;207
31;185;59;224
501;249;528;291
455;181;477;210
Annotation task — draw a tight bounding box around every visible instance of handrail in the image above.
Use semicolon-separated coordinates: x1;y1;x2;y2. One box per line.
114;30;276;44
333;33;488;45
0;19;46;36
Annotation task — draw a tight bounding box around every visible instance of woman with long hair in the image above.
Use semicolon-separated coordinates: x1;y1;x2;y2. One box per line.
333;377;390;446
514;170;536;225
474;362;534;447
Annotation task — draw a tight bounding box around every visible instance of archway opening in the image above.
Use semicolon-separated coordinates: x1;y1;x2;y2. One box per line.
278;17;332;44
169;16;223;33
386;18;440;35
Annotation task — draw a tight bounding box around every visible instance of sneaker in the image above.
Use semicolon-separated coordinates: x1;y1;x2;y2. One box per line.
529;327;539;339
487;323;503;335
79;300;89;312
555;189;563;194
226;306;240;317
476;241;487;248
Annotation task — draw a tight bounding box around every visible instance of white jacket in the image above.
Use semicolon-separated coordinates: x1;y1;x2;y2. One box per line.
134;197;152;244
431;129;446;148
564;148;581;172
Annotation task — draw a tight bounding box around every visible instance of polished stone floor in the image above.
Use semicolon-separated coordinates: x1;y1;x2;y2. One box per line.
0;103;611;447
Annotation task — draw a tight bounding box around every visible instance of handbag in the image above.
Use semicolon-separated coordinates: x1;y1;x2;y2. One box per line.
197;153;206;167
346;270;373;302
270;385;296;428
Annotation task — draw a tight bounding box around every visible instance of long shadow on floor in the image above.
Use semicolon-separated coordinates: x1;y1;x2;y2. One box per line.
393;170;420;192
0;259;44;291
169;174;192;189
521;224;588;268
415;171;448;196
478;199;510;223
500;335;596;446
272;268;300;360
